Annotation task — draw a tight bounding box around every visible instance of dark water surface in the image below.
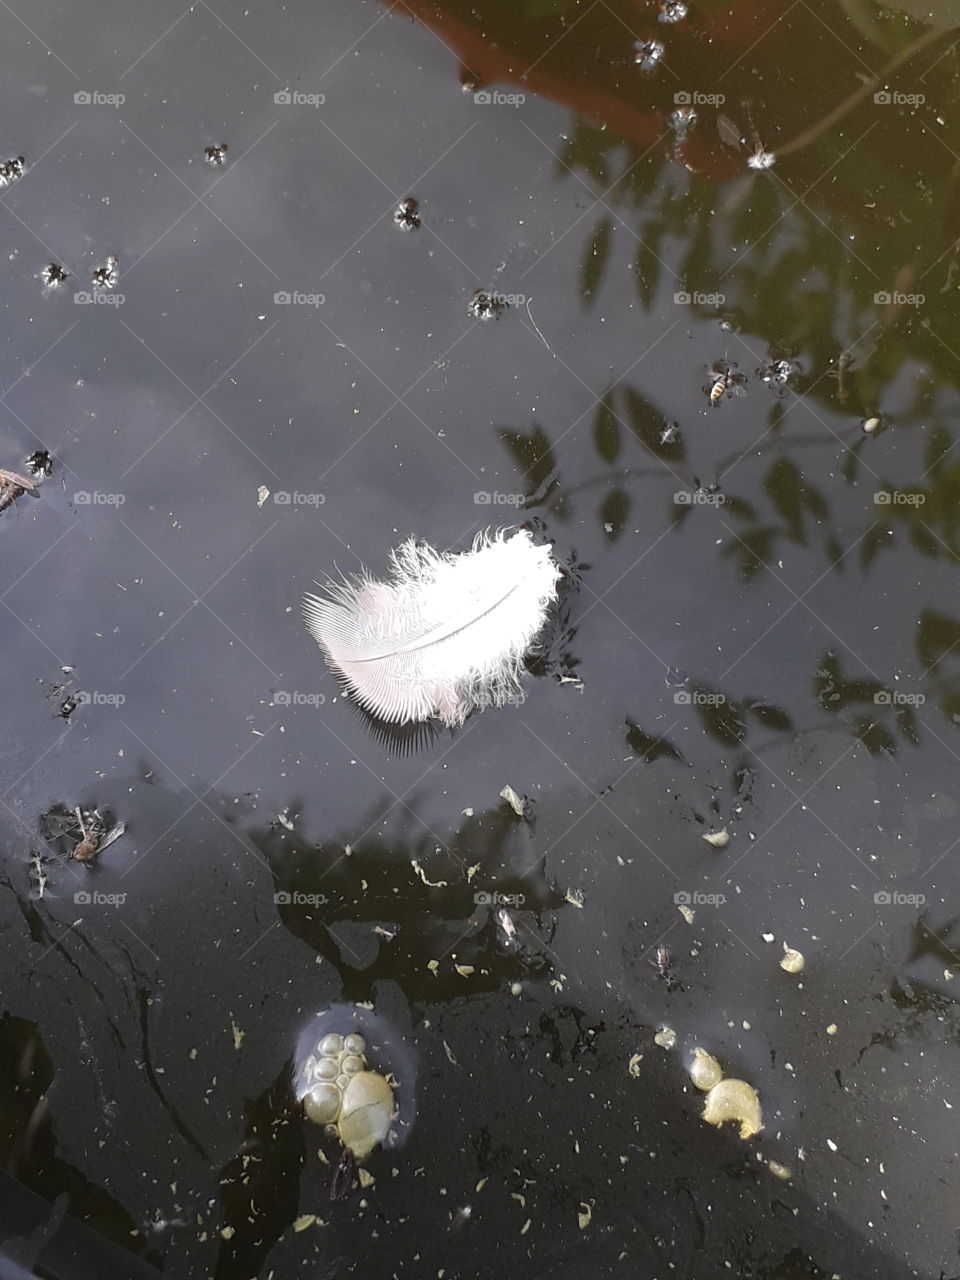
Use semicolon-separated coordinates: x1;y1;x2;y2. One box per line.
1;0;959;1276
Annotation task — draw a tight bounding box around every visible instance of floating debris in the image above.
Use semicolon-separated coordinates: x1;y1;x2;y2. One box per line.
863;416;882;434
257;485;270;508
204;143;228;166
780;943;805;973
747;144;776;171
654;1026;676;1049
494;907;518;951
25;450;52;477
393;197;420;230
759;358;796;387
411;859;448;888
564;887;584;909
658;0;688;21
677;903;695;924
578;1202;592;1230
702;1078;763;1139
92;255;119;289
634;40;665;71
689;1048;724;1092
500;784;525;817
469;289;505;320
40;263;68;288
767;1160;792;1181
628;1053;643;1077
0;156;25;188
702;829;729;848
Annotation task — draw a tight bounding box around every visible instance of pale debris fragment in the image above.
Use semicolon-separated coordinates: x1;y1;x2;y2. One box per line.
578;1202;592;1230
565;887;584;909
454;964;475;978
678;904;695;924
702;829;729;848
427;959;440;977
549;975;567;993
702;1078;763;1139
826;1023;838;1035
257;485;270;508
654;1026;676;1049
767;1161;792;1181
231;1021;244;1051
628;1053;643;1078
443;1040;458;1066
358;1168;375;1188
293;1215;317;1232
411;859;448;888
466;863;481;881
863;416;881;434
500;784;525;816
780;943;805;973
277;809;295;831
689;1048;723;1091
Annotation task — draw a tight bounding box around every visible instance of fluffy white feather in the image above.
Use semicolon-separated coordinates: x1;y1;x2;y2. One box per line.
303;529;560;727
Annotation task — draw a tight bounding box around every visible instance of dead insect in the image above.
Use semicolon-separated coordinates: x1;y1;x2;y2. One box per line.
494;906;518;952
92;255;119;289
0;156;25;187
40;263;68;288
393;197;420;230
0;468;38;514
204;144;228;166
706;361;747;405
330;1145;357;1201
25;450;52;478
468;289;505;320
652;944;671;979
72;808;126;864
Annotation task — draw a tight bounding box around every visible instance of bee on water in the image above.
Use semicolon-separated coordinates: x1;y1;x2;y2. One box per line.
706;359;747;406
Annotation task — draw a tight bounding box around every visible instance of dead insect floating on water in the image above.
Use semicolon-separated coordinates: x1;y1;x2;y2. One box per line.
468;289;505;320
204;143;228;166
393;197;420;230
0;468;38;515
92;255;119;289
706;360;747;405
0;156;25;188
40;263;68;288
72;807;126;864
634;40;665;71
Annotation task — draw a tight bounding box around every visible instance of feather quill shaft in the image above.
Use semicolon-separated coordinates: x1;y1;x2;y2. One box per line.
303;529;560;726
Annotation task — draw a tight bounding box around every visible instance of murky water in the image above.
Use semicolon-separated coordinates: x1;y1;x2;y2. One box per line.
1;0;959;1276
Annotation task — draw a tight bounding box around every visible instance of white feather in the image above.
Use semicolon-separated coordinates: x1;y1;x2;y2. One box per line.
303;529;561;727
